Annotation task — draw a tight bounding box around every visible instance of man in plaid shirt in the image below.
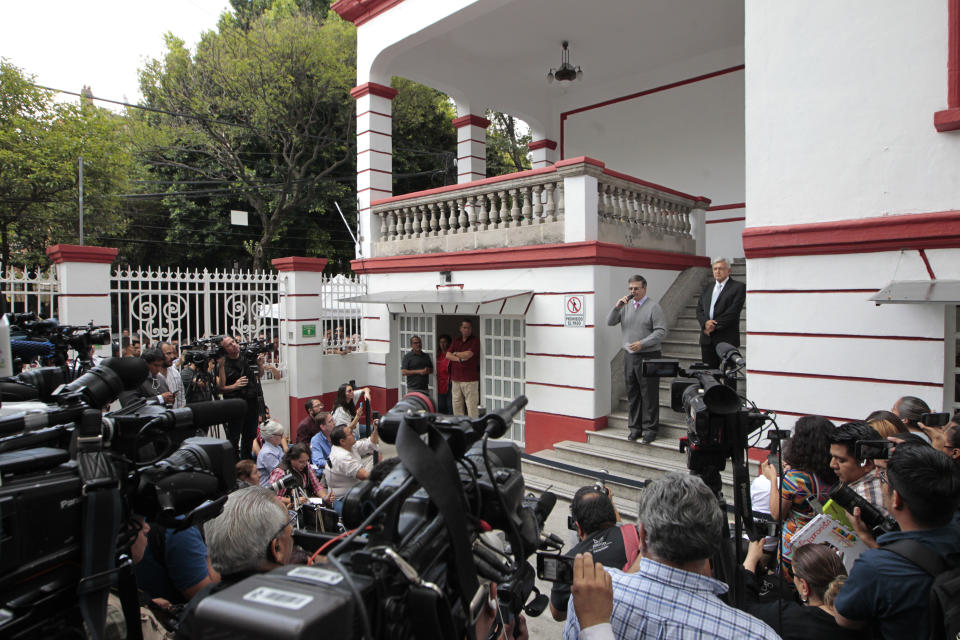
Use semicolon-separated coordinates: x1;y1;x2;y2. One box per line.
563;472;779;640
830;421;888;516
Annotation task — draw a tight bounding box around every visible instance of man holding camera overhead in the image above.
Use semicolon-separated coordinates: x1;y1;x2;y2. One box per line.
217;335;264;460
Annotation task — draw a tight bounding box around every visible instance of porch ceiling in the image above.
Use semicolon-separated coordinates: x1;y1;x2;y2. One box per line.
377;0;743;134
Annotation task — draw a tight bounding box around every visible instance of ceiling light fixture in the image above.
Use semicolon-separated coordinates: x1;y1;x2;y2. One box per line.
547;41;583;84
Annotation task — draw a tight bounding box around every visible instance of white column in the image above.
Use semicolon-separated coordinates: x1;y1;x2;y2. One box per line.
528;139;558;168
45;244;117;355
271;256;329;441
351;82;398;260
689;200;709;256
453;114;489;183
556;157;605;243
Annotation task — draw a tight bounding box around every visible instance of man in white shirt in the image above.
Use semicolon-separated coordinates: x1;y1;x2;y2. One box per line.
695;257;746;370
160;341;186;409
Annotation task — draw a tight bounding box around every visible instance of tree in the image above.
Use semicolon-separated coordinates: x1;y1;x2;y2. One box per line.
485;112;531;176
0;60;136;267
137;9;356;268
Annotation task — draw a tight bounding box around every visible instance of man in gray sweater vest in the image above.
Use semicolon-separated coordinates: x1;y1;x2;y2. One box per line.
606;274;667;443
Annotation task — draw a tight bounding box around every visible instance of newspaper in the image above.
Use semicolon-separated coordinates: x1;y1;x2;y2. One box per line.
791;513;871;572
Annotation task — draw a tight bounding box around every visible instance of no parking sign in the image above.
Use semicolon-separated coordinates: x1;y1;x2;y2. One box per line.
564;295;585;327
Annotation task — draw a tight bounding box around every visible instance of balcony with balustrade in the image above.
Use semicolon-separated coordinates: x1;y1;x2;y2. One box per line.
367;157;710;260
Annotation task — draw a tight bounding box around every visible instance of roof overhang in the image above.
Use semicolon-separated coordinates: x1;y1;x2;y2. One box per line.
869;280;960;305
341;289;534;315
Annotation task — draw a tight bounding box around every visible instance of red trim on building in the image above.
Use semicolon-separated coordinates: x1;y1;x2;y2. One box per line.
365;386;398;414
526;352;594;359
366;338;390;342
747;369;942;388
357;148;392;157
287;317;320;322
356;110;392;119
526;323;596;328
934;0;960;131
436;283;465;289
534;291;596;296
284;293;321;297
768;408;858;423
743;210;960;258
524;411;607;453
371;166;558;206
332;0;405;25
289;391;341;440
919;249;936;279
357;129;391;138
457;137;487;145
555;156;606;170
747;288;879;294
271;256;328;272
528;139;558;151
358;167;393;176
287;342;324;347
560;65;745;157
452;114;491;129
708;202;746;211
747;331;943;342
46;244;118;264
457;171;485;178
350;82;399;100
57;293;108;298
351;241;709;274
357;187;392;195
369;361;386;366
601;167;709;204
526;381;594;391
457;154;486;162
706;216;745;225
362;316;381;320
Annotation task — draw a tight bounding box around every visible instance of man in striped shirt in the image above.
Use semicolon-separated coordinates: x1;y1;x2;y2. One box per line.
563;472;780;640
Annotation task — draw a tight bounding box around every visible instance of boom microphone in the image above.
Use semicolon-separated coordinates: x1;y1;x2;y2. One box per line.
10;340;56;359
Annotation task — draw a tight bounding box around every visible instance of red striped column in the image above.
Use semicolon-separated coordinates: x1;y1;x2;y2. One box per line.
351;82;398;257
528;139;558;169
453;114;489;183
45;244;117;338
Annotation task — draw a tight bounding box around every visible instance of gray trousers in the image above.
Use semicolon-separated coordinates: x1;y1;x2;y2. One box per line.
625;350;660;435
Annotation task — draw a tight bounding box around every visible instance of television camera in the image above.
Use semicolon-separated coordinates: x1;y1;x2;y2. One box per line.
0;356;245;639
6;311;111;377
191;392;559;640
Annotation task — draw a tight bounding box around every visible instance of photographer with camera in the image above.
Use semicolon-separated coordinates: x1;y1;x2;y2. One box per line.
549;486;638;622
564;472;779;640
217;335;265;459
325;423;380;513
833;442;960;638
176;486;295;639
829;421;887;516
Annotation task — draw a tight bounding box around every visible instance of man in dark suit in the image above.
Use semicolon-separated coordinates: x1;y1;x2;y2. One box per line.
696;257;746;370
119;348;176;407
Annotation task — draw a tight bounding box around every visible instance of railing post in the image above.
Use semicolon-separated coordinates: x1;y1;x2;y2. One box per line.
45;244;117;353
555;157;606;243
272;256;329;441
690;199;710;256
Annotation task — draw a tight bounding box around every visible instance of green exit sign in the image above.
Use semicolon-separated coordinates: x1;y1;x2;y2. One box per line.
301;324;316;338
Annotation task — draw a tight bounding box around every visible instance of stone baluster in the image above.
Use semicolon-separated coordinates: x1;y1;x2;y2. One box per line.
467;195;478;231
478;192;490;229
457;197;468;233
556;181;565;221
487;192;499;229
403;206;414;238
544;182;556;222
509;188;522;227
429;202;439;236
439;200;450;235
532;184;544;223
377;212;388;241
624;190;637;226
521;186;532;225
613;186;624;222
388;209;398;240
498;189;510;228
414;205;425;237
683;206;692;236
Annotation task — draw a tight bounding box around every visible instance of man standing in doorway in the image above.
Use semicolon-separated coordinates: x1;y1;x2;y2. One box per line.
696;257;745;370
447;319;480;418
400;335;433;392
607;275;667;443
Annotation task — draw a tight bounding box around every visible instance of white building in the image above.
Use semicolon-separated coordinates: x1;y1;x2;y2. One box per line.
328;0;960;451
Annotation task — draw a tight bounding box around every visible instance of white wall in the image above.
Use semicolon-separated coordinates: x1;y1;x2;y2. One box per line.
745;0;959;226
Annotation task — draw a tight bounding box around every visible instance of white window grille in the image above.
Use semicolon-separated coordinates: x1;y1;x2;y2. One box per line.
398;314;435;397
1;265;58;320
483;316;525;443
320;274;364;353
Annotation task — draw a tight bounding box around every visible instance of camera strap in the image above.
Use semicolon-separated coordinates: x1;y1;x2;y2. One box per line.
396;420;480;640
76;408;122;640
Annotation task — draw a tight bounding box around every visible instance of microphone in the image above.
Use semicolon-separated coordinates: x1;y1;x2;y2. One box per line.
0;406;90;436
10;340;56;359
484;395;528;438
136;398;248;432
715;342;745;369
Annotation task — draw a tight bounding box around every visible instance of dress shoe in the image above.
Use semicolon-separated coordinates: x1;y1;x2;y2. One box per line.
641;432;657;444
627;430;641;442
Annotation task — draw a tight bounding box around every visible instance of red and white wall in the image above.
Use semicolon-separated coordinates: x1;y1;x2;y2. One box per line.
743;0;960;422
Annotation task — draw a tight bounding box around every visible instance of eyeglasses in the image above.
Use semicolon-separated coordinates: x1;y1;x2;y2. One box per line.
628;286;644;291
265;510;297;558
878;470;889;485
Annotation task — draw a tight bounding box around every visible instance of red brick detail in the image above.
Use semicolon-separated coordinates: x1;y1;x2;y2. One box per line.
332;0;405;25
350;82;399;100
45;244;118;265
271;256;329;272
452;114;491;129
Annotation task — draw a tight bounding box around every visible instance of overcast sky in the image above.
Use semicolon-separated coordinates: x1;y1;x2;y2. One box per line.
1;1;231;109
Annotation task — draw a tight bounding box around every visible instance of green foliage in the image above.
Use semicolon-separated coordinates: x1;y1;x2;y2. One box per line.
391;77;457;193
0;60;137;266
485;111;531;176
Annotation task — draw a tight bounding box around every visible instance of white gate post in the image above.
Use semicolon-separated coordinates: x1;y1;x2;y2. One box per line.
45;244;117;351
272;256;328;440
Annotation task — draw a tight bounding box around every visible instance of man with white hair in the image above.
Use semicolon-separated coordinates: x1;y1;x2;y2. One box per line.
695;257;746;371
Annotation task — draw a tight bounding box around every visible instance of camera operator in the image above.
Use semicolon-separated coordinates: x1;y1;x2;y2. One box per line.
217;335;264;459
550;486;638;622
180;355;216;404
833;443;960;638
563;472;779;640
119;349;176;407
266;444;329;509
829;421;888;516
176;486;295;639
891;395;934;444
160;341;186;410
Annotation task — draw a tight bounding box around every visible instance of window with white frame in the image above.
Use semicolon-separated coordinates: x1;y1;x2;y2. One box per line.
483;316;525;442
398;314;435;398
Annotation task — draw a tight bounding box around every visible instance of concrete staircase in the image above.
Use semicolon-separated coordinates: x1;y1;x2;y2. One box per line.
522;259;750;520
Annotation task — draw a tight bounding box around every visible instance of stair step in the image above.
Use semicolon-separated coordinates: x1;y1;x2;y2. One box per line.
522;474;638;521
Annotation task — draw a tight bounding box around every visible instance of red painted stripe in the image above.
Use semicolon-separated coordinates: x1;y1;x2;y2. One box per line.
357;129;391;138
333;0;405;26
527;323;596;328
707;202;746;211
356;110;392;119
57;293;108;297
287;342;324;347
499;299;507;314
706;216;745;225
362;316;381;320
528;139;558;151
366;338;390;342
351;241;708;274
747;288;880;294
357;187;392;195
743;210;960;258
560;65;745;157
534;291;596;296
358;167;392;175
457;137;487;145
526;352;594;359
747;331;943;342
523;296;535;316
527;381;594;391
747;369;942;388
369;361;386;366
457;171;486;178
452;114;491;129
349;81;398;100
765;408;859;423
284;293;320;297
919;249;936;279
357;148;392;157
287;317;320;322
457;154;486;162
370;165;557;206
436;284;465;289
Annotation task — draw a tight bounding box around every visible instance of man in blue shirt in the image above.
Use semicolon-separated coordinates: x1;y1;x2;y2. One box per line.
134;522;219;604
563;472;778;640
834;443;960;638
310;411;336;470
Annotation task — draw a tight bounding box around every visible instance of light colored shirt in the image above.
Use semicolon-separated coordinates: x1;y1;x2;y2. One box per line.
164;365;186;409
324;439;378;495
849;467;888;516
256;441;284;486
332;406;353;428
563;558;779;640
